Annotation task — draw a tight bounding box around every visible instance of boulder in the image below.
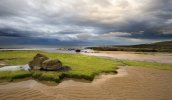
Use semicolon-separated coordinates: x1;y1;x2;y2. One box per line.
42;59;62;71
29;53;49;70
29;54;70;71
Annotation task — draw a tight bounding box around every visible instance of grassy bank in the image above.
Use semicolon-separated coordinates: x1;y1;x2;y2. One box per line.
0;50;172;83
0;51;121;82
0;70;32;82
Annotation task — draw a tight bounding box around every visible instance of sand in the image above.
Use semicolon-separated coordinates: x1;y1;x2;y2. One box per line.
82;51;172;64
0;66;172;100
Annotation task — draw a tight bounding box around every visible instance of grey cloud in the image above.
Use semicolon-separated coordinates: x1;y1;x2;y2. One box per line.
0;0;172;46
0;0;30;17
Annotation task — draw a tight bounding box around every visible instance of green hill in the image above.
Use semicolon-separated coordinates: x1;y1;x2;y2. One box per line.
87;41;172;52
128;41;172;48
152;41;172;45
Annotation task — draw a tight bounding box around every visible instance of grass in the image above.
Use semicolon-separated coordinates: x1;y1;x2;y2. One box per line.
31;71;62;82
0;50;172;83
0;70;32;82
0;51;121;82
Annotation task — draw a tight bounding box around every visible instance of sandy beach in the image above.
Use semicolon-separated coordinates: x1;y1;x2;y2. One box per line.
0;51;172;100
83;51;172;64
0;66;172;100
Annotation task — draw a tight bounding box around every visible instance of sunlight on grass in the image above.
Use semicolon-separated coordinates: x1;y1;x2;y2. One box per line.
0;51;121;82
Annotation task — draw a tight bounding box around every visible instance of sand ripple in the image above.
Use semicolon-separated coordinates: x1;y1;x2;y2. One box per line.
0;67;172;100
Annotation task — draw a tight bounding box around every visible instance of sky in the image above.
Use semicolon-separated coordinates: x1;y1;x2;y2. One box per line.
0;0;172;47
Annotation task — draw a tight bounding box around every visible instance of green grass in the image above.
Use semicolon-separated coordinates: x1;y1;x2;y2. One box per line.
0;70;32;82
0;50;172;83
0;50;41;66
31;71;62;82
0;51;121;82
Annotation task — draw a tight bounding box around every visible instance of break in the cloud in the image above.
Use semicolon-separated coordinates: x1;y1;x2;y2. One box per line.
0;0;172;46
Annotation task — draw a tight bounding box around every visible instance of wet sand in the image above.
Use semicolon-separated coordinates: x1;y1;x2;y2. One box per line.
83;51;172;64
0;66;172;100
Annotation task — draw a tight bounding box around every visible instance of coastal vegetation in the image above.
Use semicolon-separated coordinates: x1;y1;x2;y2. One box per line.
0;50;172;83
0;51;120;82
87;41;172;52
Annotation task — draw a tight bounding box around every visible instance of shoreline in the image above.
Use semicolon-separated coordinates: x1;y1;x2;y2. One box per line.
0;66;125;86
0;66;126;86
0;69;118;86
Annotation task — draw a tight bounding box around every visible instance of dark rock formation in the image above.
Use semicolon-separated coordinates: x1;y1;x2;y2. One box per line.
29;53;71;72
29;53;49;70
75;49;81;52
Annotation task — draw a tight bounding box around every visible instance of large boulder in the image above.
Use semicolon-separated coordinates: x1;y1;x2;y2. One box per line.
29;54;70;71
29;53;49;70
42;59;62;71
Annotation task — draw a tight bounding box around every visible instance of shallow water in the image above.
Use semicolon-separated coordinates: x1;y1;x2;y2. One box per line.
0;64;30;71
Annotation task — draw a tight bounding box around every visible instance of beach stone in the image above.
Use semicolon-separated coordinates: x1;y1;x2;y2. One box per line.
29;53;49;70
42;59;62;71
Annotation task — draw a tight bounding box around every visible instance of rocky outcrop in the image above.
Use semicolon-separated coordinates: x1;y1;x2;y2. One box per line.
42;59;62;71
29;53;71;71
29;54;49;70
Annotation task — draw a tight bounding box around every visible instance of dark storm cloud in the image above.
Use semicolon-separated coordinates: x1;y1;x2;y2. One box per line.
0;36;89;46
0;0;172;46
0;28;28;37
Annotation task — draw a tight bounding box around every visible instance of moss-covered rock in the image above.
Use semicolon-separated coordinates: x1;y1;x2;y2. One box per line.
29;53;49;70
42;59;62;71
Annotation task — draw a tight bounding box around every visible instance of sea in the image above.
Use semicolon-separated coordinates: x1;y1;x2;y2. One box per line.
0;45;96;54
